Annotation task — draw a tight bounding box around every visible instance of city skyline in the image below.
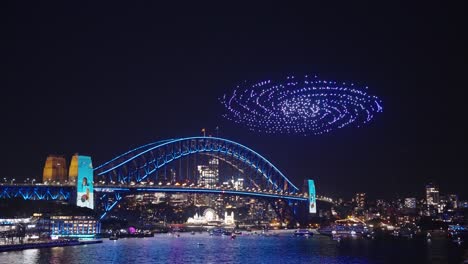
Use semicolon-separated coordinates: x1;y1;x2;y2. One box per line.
2;2;466;200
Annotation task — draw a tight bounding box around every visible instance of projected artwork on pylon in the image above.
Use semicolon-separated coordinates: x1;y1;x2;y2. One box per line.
76;155;94;209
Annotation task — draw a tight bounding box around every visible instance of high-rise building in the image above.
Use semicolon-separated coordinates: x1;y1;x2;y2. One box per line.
197;158;219;188
404;198;417;209
42;155;68;183
448;194;459;209
233;178;244;190
425;183;440;206
355;193;366;209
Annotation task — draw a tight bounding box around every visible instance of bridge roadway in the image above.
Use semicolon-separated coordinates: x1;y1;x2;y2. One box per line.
0;183;335;203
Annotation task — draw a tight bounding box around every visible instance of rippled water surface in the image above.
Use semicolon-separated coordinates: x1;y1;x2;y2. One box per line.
1;233;467;264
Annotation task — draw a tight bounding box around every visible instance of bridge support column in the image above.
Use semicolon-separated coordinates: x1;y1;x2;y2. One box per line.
96;191;125;220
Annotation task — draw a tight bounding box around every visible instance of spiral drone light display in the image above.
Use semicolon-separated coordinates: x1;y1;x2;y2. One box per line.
220;75;383;135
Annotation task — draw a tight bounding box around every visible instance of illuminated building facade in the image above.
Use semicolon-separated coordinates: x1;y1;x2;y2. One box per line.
50;215;100;238
42;155;68;183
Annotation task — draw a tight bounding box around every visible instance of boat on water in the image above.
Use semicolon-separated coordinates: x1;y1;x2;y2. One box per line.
318;217;369;238
293;229;314;237
317;226;333;236
331;225;367;238
259;230;279;237
222;230;233;236
207;228;234;236
209;228;224;236
109;234;119;240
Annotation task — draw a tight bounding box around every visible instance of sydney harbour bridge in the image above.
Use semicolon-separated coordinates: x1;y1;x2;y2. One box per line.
0;137;333;223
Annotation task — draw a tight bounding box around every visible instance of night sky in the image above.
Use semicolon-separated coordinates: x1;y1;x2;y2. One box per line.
2;2;466;200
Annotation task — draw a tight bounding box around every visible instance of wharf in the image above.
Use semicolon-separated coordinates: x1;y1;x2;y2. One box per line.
0;239;102;252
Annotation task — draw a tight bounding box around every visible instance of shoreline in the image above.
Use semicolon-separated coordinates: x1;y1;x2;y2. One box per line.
0;239;102;252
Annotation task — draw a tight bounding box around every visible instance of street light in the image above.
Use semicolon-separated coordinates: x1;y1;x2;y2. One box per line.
11;178;15;184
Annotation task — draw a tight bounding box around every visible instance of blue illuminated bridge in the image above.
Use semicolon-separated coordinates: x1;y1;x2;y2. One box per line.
0;137;334;221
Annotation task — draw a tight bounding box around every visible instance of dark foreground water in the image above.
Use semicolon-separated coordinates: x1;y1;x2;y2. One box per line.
1;233;467;264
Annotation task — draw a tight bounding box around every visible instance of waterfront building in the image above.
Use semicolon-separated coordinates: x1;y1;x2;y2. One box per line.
50;215;100;238
224;211;235;226
1;213;100;240
186;208;221;225
42;155;68;183
0;218;32;233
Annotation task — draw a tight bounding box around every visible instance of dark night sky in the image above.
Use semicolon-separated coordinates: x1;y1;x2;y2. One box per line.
1;2;466;200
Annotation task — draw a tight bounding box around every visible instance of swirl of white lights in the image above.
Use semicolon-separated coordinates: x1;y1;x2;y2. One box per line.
220;75;383;135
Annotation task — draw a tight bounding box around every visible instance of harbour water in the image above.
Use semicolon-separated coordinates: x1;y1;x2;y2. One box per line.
1;232;467;264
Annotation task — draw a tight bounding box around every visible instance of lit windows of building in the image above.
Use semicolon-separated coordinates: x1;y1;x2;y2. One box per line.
404;198;416;209
355;193;366;209
50;215;100;238
425;183;440;206
234;178;244;190
170;193;188;204
425;183;440;216
197;158;219;188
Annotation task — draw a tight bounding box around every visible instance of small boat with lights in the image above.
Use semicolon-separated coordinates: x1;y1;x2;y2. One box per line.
209;228;224;236
293;229;314;237
319;217;369;238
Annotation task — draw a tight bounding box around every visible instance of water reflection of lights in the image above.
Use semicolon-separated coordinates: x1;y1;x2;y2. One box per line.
22;248;39;263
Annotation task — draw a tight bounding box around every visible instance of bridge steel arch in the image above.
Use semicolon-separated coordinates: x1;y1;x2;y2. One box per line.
93;137;301;219
94;137;299;193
